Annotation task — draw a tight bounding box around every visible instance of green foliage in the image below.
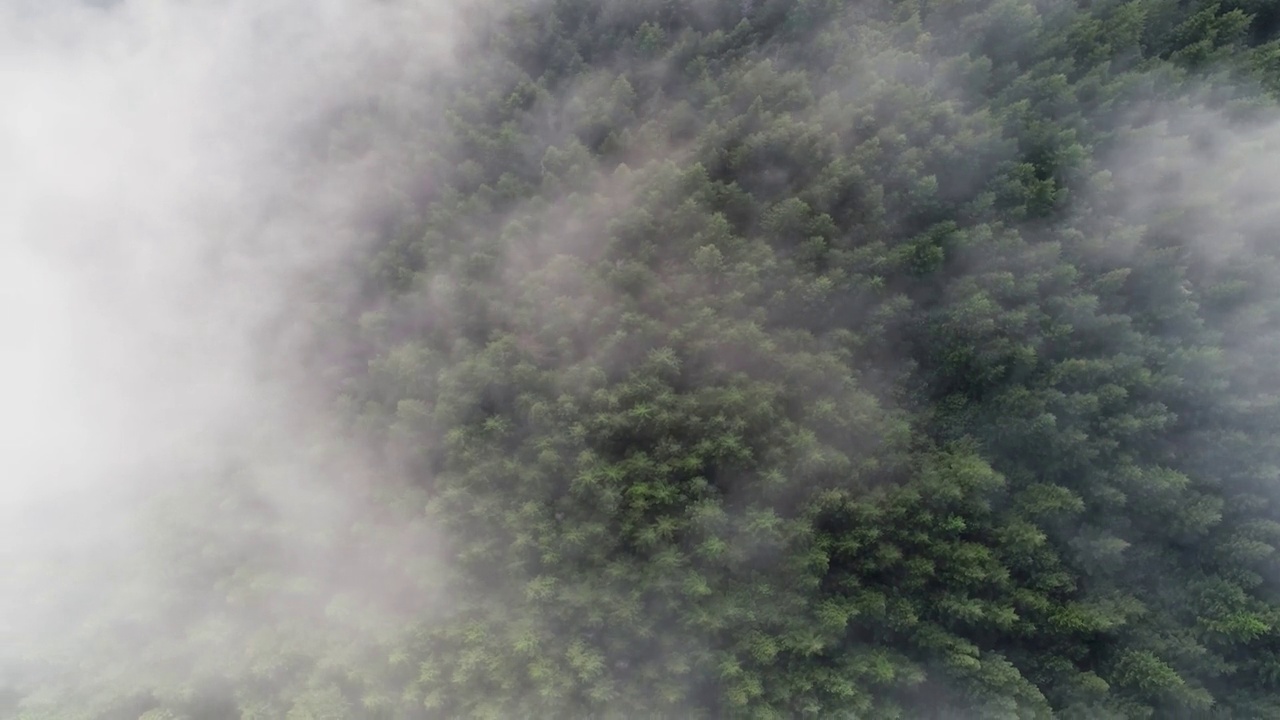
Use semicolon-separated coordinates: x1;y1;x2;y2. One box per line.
20;0;1280;717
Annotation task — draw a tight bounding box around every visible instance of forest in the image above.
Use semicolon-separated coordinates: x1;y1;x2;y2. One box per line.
10;0;1280;717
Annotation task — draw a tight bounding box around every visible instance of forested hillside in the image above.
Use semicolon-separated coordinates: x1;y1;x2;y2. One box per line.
12;0;1280;717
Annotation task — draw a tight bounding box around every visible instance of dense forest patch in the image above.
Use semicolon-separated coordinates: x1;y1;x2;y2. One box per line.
12;0;1280;718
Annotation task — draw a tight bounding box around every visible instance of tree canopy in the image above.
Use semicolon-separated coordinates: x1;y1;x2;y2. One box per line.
13;0;1280;718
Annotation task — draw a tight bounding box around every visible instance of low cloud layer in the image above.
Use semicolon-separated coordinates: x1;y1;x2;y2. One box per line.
0;0;462;704
8;0;1280;717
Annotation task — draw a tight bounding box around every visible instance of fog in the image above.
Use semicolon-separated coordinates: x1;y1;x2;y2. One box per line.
6;0;1280;717
0;0;460;710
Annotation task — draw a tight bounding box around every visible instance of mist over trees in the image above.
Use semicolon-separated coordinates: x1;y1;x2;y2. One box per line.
8;0;1280;718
